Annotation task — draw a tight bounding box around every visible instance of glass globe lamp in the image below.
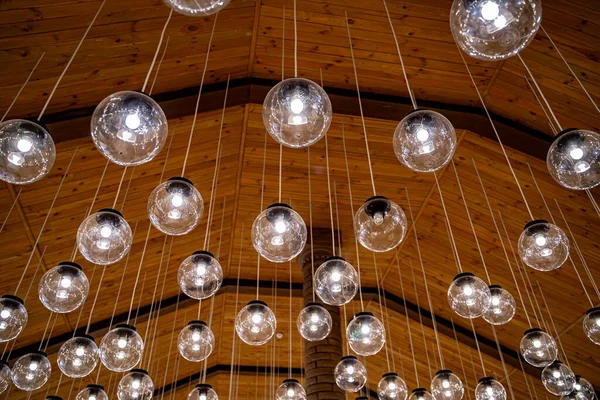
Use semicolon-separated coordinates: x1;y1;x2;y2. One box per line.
430;370;464;400
76;384;109;400
178;251;222;300
346;311;386;356
393;109;457;172
482;285;516;325
475;378;506;400
378;372;408;400
178;320;214;362
148;177;204;236
262;78;332;148
296;302;332;341
547;129;600;190
520;328;558;368
518;220;569;271
0;294;27;342
0;360;10;394
77;208;133;265
275;379;306;400
235;300;276;346
117;369;153;400
542;361;576;396
354;196;407;252
252;203;307;263
187;383;218;400
334;355;367;392
560;376;595;400
314;256;358;306
57;334;98;378
91;91;168;166
447;273;491;319
409;388;434;400
450;0;542;61
11;351;51;391
163;0;230;16
38;261;89;313
583;307;600;345
99;323;144;372
0;119;55;185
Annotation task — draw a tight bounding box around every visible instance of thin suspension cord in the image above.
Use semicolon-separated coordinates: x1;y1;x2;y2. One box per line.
228;230;243;400
289;261;293;379
108;221;137;331
433;171;463;273
149;36;170;96
307;148;316;302
524;76;558;135
85;265;106;335
1;52;45;123
133;272;148;326
159;292;181;400
111;166;128;210
278;143;283;203
373;254;390;371
333;181;343;258
517;353;534;399
411;264;432;382
0;188;21;234
141;10;173;93
469;319;486;376
256;129;268;299
451;318;472;400
537;282;570;367
382;283;400;374
86;160;109;218
293;0;298;77
491;325;515;400
127;224;152;324
396;254;418;386
325;134;336;254
22;246;46;303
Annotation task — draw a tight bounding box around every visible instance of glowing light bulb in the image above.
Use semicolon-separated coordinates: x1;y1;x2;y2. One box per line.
486;387;494;396
575;161;590;173
196;264;207;276
416;128;430;142
125;113;141;130
552;371;561;379
360;325;370;335
310;313;320;323
290;98;304;114
570;147;584;160
8;152;24;166
251;313;263;324
29;362;38;371
275;220;287;233
200;395;207;400
532;339;542;348
171;194;184;207
60;276;73;288
192;332;201;341
287;388;296;397
0;310;10;319
494;14;507;28
100;225;112;238
75;346;85;357
373;212;384;225
331;270;341;282
17;138;33;152
117;338;127;349
535;234;547;246
131;379;141;389
463;285;473;296
388;382;396;390
481;1;500;20
442;380;450;389
346;365;354;374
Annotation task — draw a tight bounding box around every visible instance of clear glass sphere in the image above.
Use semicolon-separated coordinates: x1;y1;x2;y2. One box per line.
0;295;27;342
0;361;10;394
450;0;542;61
0;119;55;185
314;257;358;306
409;388;435;400
560;376;595;400
178;251;223;300
99;324;144;372
354;196;407;252
334;356;367;392
148;177;204;236
583;307;600;345
276;379;306;400
77;208;133;265
11;351;51;391
297;303;332;341
57;334;99;378
117;369;153;400
76;384;109;400
235;300;276;346
547;129;600;190
430;370;464;400
393;110;457;172
91;91;168;166
163;0;230;16
347;312;386;356
378;372;408;400
520;328;558;368
38;262;89;313
518;220;569;271
542;361;576;396
262;78;332;148
482;285;516;325
252;204;307;263
475;378;506;400
178;320;214;362
187;384;218;400
447;273;491;319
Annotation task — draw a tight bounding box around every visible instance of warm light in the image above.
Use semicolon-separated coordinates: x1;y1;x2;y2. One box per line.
96;239;110;250
532;339;542;348
481;1;500;20
373;212;384;225
310;313;320;323
131;379;141;390
271;235;284;246
331;270;341;282
60;276;72;288
485;386;494;396
0;310;10;319
117;338;127;349
494;15;507;28
171;194;184;207
287;388;296;397
75;346;85;356
200;395;207;400
463;285;473;296
100;225;112;238
251;312;263;324
388;382;396;390
346;365;354;374
168;209;181;220
442;380;450;389
29;362;38;371
416;128;430;142
125;113;141;130
535;234;547;246
192;332;201;341
360;325;370;335
17;138;33;152
8;152;24;166
575;161;590;173
275;220;287;234
290;98;304;114
491;296;500;306
570;147;584;160
552;371;561;379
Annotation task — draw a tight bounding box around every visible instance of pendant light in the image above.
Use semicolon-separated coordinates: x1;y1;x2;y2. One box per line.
541;361;576;396
57;334;99;378
474;377;506;400
10;351;51;391
75;384;109;400
334;355;367;393
178;320;214;362
187;383;219;400
38;261;89;313
117;368;154;400
519;328;558;368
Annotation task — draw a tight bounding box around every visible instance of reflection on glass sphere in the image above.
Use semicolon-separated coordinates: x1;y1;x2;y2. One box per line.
235;300;276;346
178;251;223;300
76;384;109;400
38;262;89;313
0;119;55;185
520;328;557;368
275;379;306;400
11;351;51;391
583;307;600;345
475;377;506;400
0;361;10;394
378;372;408;400
354;196;407;252
99;324;144;372
91;91;168;166
518;220;569;271
393;109;457;172
430;370;464;400
450;0;542;61
187;383;219;400
560;376;595;400
117;369;153;400
447;273;491;319
252;203;307;263
58;334;99;378
163;0;230;16
296;303;332;341
178;320;214;362
334;356;367;392
262;78;332;148
77;208;133;265
0;295;27;342
347;312;386;356
409;388;435;400
148;177;204;236
482;285;516;325
542;361;576;396
314;257;358;306
547;129;600;190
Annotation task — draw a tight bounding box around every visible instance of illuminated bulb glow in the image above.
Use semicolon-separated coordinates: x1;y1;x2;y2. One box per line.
346;365;354;374
125;113;141;130
117;338;127;349
17;138;33;152
171;194;184;207
373;212;384;225
287;388;296;397
290;98;304;114
553;371;561;379
310;313;320;323
481;1;500;20
442;380;450;389
196;264;207;276
75;346;85;356
0;310;10;319
570;147;584;160
491;296;500;306
416;128;430;142
131;380;141;389
494;14;507;28
532;339;542;348
29;362;38;371
200;395;207;400
485;387;494;396
60;276;72;288
271;235;283;246
192;332;201;341
360;325;370;334
331;270;342;282
8;153;24;166
100;226;112;238
535;234;547;246
274;220;287;234
463;285;474;296
575;161;590;173
168;209;181;220
388;382;396;390
251;313;263;324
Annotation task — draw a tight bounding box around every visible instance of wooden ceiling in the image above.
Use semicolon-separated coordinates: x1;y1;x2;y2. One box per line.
1;0;600;399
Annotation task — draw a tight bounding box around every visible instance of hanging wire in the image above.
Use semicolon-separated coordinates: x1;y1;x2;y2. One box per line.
524;76;558;135
333;181;343;258
433;171;463;274
307;147;316;303
149;36;170;96
228;226;244;400
0;187;21;234
141;10;173;93
373;254;391;372
450;318;472;400
293;0;298;77
159;291;181;400
133;272;148;326
490;325;515;400
537;282;571;367
517;352;534;399
381;282;400;374
396;255;418;387
289;261;293;379
325;134;336;254
84;265;107;335
107;221;137;331
1;52;45;123
410;263;432;382
126;222;152;325
111;166;128;210
468;319;486;376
